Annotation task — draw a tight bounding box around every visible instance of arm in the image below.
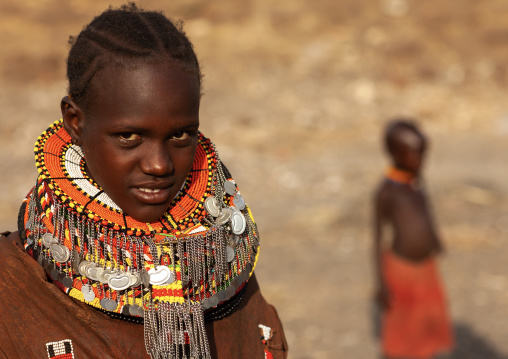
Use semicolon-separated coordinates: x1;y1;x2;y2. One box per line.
373;188;390;309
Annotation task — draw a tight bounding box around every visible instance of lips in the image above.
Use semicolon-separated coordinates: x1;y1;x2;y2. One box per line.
131;182;174;204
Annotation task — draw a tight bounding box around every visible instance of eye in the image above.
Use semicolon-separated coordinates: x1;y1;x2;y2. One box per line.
118;132;141;141
172;131;190;140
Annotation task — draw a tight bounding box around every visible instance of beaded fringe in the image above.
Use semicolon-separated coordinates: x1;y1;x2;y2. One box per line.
145;302;211;359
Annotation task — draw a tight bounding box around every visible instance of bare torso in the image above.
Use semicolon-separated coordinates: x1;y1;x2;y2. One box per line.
377;180;440;261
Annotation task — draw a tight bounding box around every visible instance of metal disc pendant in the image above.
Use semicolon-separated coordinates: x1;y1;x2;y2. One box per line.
216;208;233;225
208;295;219;308
129;304;141;316
230;210;246;234
224;180;237;195
50;268;60;281
204;197;221;217
82;284;96;301
105;298;118;311
99;268;115;284
233;193;246;210
85;264;100;281
42;233;57;247
92;267;105;282
137;306;144;317
122;304;131;315
42;257;51;270
72;249;81;273
100;298;109;310
37;253;44;266
25;220;32;230
226;246;235;262
26;235;34;246
62;276;74;288
130;272;141;287
78;261;93;277
140;269;150;287
50;243;70;263
148;266;172;286
108;272;132;291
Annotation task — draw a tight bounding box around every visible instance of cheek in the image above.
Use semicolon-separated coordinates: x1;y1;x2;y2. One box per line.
173;145;197;177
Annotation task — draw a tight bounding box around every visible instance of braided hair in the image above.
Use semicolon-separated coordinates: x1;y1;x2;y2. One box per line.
66;2;202;111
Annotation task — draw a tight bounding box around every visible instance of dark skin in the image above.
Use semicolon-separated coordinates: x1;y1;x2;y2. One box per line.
63;60;200;223
373;129;443;313
8;59;201;247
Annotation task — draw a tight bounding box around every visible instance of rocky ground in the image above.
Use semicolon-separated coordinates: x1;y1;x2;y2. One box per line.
1;0;508;358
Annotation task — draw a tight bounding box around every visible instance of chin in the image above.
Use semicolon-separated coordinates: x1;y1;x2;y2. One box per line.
127;206;169;224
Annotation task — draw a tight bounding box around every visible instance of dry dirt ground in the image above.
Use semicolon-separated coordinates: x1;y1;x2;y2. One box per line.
1;1;508;358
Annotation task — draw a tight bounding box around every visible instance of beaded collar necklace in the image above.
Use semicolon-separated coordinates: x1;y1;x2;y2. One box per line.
20;120;260;359
385;166;420;189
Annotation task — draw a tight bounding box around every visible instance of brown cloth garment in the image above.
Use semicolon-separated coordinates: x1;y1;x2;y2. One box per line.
0;235;287;359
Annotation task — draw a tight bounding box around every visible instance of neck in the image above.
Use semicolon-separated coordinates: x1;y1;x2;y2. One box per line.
385;166;417;185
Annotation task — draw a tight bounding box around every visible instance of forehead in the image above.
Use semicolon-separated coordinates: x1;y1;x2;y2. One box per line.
84;59;201;121
396;129;426;152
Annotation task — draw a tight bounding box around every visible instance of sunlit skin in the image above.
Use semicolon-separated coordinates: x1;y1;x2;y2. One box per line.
62;59;201;223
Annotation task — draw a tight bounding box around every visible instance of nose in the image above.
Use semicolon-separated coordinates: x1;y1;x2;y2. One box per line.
140;142;173;176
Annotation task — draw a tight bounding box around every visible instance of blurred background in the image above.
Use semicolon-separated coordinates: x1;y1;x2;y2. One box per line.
1;0;508;357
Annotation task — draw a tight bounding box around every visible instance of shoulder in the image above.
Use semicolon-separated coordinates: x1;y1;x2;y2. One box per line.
0;231;24;251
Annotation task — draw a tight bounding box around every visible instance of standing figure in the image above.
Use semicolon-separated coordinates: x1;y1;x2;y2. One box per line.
0;4;287;358
373;120;453;359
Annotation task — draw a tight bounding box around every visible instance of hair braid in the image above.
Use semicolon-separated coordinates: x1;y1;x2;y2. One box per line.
66;2;202;110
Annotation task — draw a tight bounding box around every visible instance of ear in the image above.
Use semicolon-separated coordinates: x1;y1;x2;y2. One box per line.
61;96;84;146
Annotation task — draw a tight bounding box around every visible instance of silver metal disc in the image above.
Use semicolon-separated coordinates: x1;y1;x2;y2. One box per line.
204;197;221;217
26;236;34;246
233;193;246;210
50;243;70;263
62;277;74;288
108;272;132;291
148;266;172;286
37;253;44;266
122;304;131;315
82;284;96;301
201;298;211;310
25;220;31;230
216;208;233;225
140;269;150;287
129;304;141;316
105;298;118;311
100;298;109;310
224;180;237;195
98;268;114;284
137;306;144;317
208;295;219;308
128;272;141;287
92;267;105;282
42;233;58;247
50;268;60;281
78;261;93;277
226;246;235;262
42;257;50;270
72;249;81;272
230;210;246;235
85;264;100;281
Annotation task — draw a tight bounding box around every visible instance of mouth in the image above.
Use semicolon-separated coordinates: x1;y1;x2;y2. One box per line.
131;183;174;205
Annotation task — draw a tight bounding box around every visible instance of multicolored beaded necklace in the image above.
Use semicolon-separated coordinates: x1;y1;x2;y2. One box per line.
19;119;260;359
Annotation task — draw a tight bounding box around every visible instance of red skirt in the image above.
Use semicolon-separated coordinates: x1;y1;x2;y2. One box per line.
382;250;453;358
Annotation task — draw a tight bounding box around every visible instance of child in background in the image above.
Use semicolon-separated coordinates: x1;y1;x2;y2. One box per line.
373;120;453;359
0;4;287;358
